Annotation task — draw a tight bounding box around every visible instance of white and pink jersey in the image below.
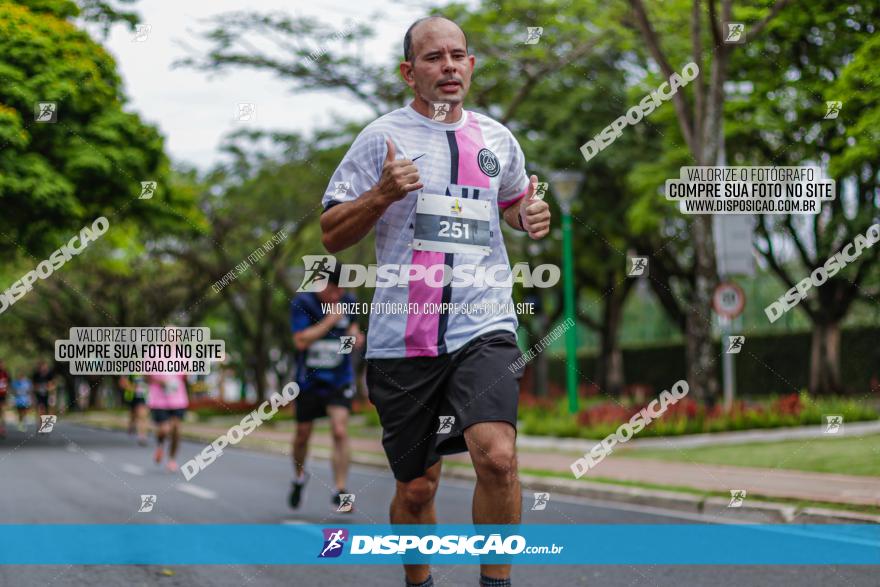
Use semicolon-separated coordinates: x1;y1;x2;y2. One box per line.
323;106;530;359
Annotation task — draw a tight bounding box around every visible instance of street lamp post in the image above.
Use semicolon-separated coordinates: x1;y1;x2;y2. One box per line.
548;171;583;414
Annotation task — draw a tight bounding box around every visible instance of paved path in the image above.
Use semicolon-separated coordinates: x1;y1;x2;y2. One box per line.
519;419;880;450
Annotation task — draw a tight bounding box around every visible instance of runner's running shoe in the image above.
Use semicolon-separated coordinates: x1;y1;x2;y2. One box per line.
288;472;309;509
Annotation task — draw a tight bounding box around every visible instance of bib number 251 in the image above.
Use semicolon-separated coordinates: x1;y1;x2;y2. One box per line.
438;220;470;240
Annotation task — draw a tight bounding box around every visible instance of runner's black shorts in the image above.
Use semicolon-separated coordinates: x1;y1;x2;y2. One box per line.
366;330;521;482
294;383;354;423
34;392;50;410
151;408;186;423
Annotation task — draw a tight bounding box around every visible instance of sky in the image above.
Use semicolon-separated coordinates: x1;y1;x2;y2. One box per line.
90;0;429;170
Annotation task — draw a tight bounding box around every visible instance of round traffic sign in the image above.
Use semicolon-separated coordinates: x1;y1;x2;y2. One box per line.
712;282;746;319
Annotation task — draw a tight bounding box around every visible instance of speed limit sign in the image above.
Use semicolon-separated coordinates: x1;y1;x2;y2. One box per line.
712;282;746;319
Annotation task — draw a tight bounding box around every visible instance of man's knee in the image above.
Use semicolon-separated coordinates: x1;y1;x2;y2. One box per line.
396;476;438;513
330;422;347;443
472;442;517;484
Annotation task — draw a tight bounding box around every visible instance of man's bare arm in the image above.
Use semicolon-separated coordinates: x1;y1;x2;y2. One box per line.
321;139;423;253
320;188;395;253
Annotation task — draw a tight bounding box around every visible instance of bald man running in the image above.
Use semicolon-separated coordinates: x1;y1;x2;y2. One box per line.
320;15;551;587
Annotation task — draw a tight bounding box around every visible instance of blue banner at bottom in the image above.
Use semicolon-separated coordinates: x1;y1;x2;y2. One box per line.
0;525;877;565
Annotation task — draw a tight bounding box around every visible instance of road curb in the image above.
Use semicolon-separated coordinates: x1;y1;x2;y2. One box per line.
73;416;880;525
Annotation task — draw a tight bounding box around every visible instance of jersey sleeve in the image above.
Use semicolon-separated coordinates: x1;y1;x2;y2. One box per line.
497;130;531;209
321;131;387;212
290;297;314;334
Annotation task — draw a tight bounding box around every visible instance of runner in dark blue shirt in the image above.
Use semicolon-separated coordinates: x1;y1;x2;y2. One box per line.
288;270;363;511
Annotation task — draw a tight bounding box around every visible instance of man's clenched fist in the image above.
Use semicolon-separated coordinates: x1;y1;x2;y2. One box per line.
520;175;551;239
376;139;424;202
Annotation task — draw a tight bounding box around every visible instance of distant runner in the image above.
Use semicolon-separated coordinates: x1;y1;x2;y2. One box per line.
12;372;32;432
0;359;9;438
120;374;149;445
288;267;363;511
31;360;56;418
147;371;189;472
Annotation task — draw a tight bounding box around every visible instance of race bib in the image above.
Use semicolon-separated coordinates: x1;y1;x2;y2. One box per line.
413;193;491;256
305;339;344;369
161;380;178;395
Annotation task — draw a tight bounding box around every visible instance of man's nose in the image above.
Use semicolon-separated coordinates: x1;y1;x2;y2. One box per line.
441;55;456;73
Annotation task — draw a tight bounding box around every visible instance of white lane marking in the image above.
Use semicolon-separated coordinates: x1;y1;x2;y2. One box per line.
174;483;217;500
121;463;145;476
86;451;105;463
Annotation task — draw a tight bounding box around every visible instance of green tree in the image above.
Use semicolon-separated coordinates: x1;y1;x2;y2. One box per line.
0;0;166;257
727;1;880;393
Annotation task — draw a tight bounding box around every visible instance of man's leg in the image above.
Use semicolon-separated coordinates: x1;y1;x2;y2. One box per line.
390;461;442;586
464;421;520;582
292;420;313;478
168;417;180;459
154;419;168;464
327;405;350;492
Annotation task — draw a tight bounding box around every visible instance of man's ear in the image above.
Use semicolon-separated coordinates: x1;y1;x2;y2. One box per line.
399;61;414;83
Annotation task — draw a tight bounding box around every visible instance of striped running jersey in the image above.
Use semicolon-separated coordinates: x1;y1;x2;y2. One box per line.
322;105;531;359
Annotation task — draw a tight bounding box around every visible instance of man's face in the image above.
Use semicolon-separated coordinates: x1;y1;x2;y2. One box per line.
317;283;343;304
401;19;474;107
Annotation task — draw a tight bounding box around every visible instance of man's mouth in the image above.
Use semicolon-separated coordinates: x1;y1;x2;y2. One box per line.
438;80;462;92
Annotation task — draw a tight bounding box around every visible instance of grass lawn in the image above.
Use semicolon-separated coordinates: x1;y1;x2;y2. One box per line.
619;434;880;477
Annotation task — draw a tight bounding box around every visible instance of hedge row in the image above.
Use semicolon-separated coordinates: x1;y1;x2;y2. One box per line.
545;326;880;396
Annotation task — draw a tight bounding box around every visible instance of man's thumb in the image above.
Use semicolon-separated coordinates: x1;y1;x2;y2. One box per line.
526;175;539;200
385;138;396;162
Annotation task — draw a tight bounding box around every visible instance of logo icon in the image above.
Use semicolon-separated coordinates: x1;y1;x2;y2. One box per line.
437;415;455;434
336;493;355;513
450;198;463;215
726;336;745;354
824;415;844;434
534;182;548;200
297;255;338;292
524;27;543;45
138;494;157;513
139;181;157;200
824;101;842;120
319;528;348;558
332;182;350;198
725;23;745;43
338;335;355;354
35;102;57;123
628;257;648;277
38;415;57;434
431;102;451;121
531;492;550;511
728;489;747;508
477;148;500;177
236;103;256;122
132;24;152;42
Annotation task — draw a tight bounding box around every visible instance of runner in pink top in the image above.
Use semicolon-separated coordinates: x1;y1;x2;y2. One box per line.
147;372;188;472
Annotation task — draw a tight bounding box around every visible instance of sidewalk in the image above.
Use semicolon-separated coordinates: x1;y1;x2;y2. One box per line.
69;412;880;509
518;419;880;451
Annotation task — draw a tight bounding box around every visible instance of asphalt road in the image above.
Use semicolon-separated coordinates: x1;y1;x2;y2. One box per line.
0;422;875;586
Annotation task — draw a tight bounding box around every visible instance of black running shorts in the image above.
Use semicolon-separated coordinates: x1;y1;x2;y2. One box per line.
294;384;354;423
366;330;521;482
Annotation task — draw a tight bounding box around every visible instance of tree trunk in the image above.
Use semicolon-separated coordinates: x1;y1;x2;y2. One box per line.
810;319;842;394
686;216;720;405
595;279;628;397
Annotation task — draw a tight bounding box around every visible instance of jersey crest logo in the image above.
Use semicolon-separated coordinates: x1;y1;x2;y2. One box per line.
477;148;500;177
